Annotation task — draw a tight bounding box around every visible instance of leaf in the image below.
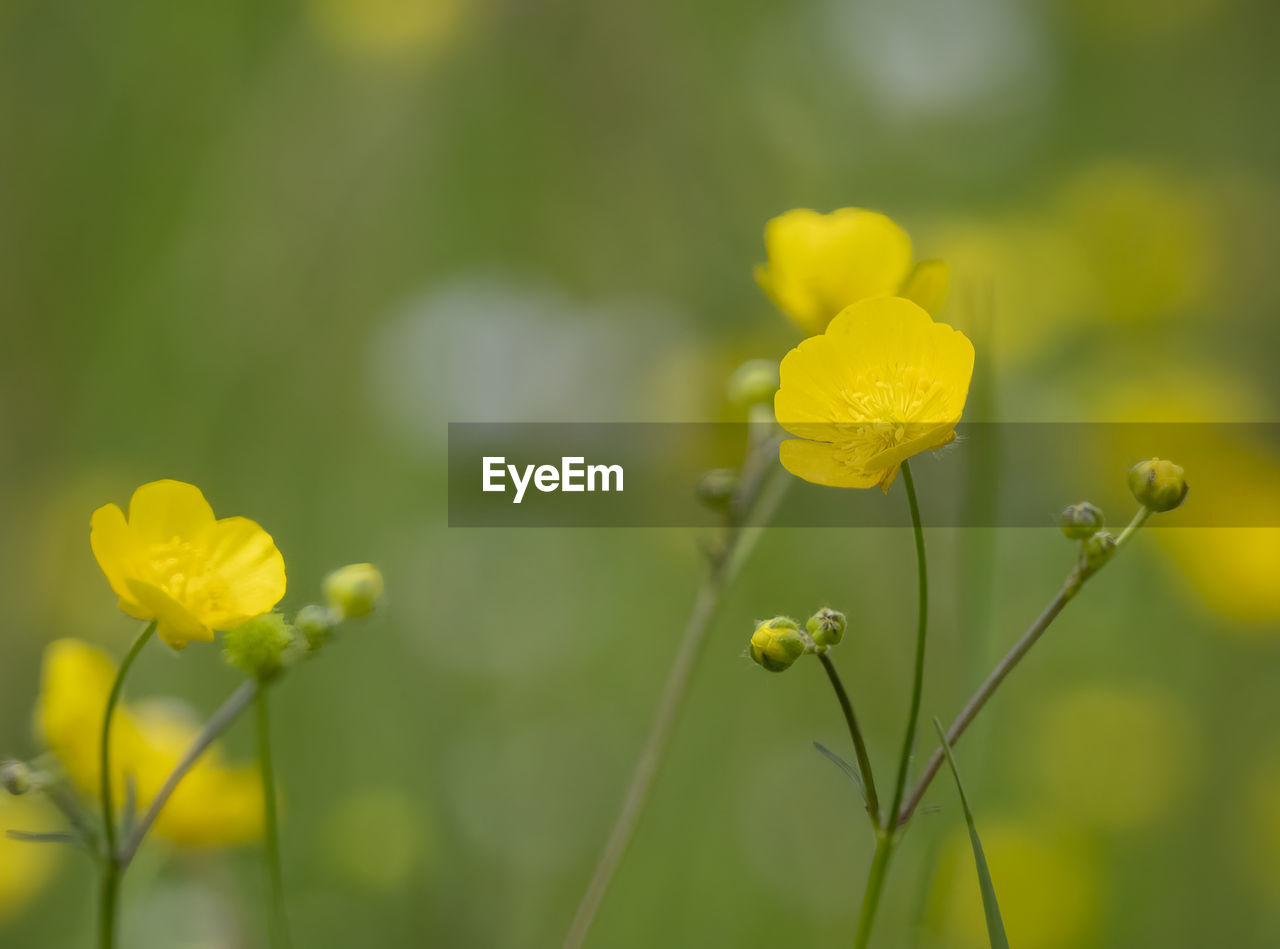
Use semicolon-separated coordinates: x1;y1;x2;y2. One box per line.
932;718;1010;949
812;741;866;803
5;830;76;845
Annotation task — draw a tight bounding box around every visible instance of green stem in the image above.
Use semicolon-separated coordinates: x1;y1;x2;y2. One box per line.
855;835;894;949
256;689;291;949
816;652;880;828
887;460;928;826
98;620;156;949
1115;505;1152;548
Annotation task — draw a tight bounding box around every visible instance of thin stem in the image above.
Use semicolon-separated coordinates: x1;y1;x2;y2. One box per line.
886;460;928;828
98;620;156;949
816;652;880;828
854;835;894;949
897;505;1152;827
563;441;787;949
257;689;291;949
119;679;260;865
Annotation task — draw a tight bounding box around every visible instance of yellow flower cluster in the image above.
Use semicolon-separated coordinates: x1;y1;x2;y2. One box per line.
35;639;263;847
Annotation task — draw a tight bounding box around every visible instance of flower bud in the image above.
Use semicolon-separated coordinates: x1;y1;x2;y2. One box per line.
697;468;739;512
749;616;806;672
1083;530;1117;573
295;603;340;650
1;760;30;796
324;563;385;619
727;359;780;407
1059;502;1104;540
806;607;846;648
223;612;294;680
1128;458;1188;513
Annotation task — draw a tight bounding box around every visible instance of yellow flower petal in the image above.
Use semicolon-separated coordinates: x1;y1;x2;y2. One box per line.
126;480;216;543
779;439;882;489
89;503;144;613
200;516;288;625
126;579;214;648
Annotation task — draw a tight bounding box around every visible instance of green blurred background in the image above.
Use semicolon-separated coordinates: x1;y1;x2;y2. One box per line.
2;0;1279;945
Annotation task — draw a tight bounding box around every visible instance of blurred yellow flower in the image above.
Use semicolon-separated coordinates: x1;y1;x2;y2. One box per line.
755;207;945;336
774;296;974;491
1033;685;1195;829
90;480;286;649
0;795;61;923
35;639;264;848
929;819;1101;949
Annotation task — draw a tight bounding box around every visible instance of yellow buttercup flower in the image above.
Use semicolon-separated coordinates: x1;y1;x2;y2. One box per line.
90;480;286;649
0;795;61;923
35;639;264;848
755;207;945;335
774;296;974;491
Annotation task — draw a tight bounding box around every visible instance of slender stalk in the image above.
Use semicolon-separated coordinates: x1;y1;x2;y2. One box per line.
119;679;259;865
896;504;1154;827
98;620;156;949
854;835;894;949
886;460;928;826
256;689;291;949
563;438;787;949
816;652;880;828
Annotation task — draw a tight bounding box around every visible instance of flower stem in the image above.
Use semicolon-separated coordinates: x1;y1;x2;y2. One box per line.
854;834;894;949
887;459;928;826
563;439;787;949
816;652;880;828
256;688;291;949
98;620;156;949
895;503;1154;827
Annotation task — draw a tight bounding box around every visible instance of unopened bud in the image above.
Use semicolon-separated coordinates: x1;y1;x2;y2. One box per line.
727;360;780;407
1128;458;1188;513
697;468;739;512
2;760;30;796
223;612;294;680
1083;530;1117;573
324;563;385;619
806;607;846;648
295;604;340;650
1059;502;1104;541
749;616;806;672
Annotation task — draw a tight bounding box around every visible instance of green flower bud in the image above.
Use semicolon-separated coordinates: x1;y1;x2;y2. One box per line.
1083;530;1117;573
295;603;340;650
749;616;806;672
1;760;30;796
224;612;294;680
696;468;740;512
727;359;780;407
324;563;385;619
1059;502;1104;540
1128;458;1188;513
806;607;846;648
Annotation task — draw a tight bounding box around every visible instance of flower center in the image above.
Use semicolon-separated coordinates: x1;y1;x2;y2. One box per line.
833;368;949;464
145;537;228;612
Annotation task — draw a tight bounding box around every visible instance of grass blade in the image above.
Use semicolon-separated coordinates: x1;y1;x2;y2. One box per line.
932;717;1009;949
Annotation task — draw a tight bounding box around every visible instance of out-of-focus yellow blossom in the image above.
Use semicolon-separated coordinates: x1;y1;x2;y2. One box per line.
1033;686;1194;829
774;297;974;491
90;480;286;649
1057;163;1217;323
755;208;945;336
0;795;61;923
35;639;264;848
308;0;466;62
325;787;431;891
929;819;1101;949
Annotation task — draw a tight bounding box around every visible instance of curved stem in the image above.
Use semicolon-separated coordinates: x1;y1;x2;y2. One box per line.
887;460;928;827
98;620;156;949
816;652;880;828
256;689;291;949
563;443;787;949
